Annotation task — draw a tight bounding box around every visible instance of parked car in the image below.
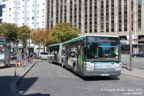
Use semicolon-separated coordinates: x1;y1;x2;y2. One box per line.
133;51;144;57
39;52;49;59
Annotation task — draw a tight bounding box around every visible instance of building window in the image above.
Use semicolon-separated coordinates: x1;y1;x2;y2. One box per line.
138;0;142;29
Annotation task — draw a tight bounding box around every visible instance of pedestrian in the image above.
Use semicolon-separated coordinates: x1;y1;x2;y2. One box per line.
16;51;22;67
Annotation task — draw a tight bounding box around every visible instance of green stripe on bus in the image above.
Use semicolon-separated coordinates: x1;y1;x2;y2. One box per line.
49;43;60;47
63;36;86;45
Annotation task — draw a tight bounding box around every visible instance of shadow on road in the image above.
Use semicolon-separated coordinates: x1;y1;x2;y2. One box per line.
80;76;120;81
18;77;39;95
18;77;51;96
23;93;50;96
64;67;120;81
0;76;17;96
49;62;120;81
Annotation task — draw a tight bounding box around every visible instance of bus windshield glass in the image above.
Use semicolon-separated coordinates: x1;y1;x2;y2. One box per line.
85;36;120;62
0;45;5;54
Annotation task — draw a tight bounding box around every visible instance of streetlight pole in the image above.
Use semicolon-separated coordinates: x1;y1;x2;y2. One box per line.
129;0;133;71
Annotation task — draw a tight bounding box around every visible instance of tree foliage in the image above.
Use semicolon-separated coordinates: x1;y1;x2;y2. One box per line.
50;22;80;43
0;23;32;51
0;23;18;42
31;27;51;46
18;26;31;49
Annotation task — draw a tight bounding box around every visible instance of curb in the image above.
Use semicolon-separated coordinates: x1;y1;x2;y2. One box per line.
122;73;144;80
17;61;36;85
11;61;36;96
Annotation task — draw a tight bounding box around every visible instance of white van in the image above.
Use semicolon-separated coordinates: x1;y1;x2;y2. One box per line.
39;52;49;60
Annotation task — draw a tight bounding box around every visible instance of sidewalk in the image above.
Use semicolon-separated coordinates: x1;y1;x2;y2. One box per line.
122;67;144;79
121;54;144;79
0;60;36;96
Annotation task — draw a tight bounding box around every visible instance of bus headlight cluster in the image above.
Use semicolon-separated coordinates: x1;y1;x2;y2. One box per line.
84;62;94;71
114;63;121;71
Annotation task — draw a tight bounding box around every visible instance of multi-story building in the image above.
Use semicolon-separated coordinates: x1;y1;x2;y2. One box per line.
1;0;47;53
0;0;7;22
2;0;47;29
47;0;144;44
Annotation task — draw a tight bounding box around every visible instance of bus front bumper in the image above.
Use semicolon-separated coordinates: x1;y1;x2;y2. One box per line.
81;69;121;77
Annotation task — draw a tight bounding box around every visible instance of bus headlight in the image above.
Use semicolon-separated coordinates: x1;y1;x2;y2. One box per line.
84;62;94;71
114;63;121;71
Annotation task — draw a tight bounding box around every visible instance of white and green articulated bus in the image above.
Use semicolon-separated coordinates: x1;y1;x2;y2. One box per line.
0;37;11;67
48;43;62;64
61;35;121;76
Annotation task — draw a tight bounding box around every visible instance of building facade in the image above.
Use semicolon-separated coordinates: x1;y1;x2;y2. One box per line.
1;0;47;53
2;0;47;29
0;0;7;22
47;0;144;41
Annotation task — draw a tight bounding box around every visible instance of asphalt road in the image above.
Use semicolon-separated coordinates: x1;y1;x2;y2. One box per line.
18;60;144;96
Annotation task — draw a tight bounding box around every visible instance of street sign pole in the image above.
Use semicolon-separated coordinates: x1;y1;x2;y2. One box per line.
129;0;133;71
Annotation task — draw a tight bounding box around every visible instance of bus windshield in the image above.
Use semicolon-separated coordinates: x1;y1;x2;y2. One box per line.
85;36;120;62
0;45;5;54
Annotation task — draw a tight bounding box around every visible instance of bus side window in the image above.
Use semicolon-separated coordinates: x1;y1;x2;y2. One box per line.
95;48;99;57
98;47;103;57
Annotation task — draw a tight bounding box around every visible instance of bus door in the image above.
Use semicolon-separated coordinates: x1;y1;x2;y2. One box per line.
68;51;77;69
77;44;84;73
54;51;58;63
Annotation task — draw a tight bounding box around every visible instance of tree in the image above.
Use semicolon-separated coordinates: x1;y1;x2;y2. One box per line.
0;23;18;43
31;27;51;51
0;23;32;53
18;26;31;51
50;22;80;43
31;28;44;46
42;27;51;46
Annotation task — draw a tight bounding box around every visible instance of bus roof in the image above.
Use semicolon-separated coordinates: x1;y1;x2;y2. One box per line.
49;35;119;46
49;43;61;47
62;34;119;45
62;36;86;45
